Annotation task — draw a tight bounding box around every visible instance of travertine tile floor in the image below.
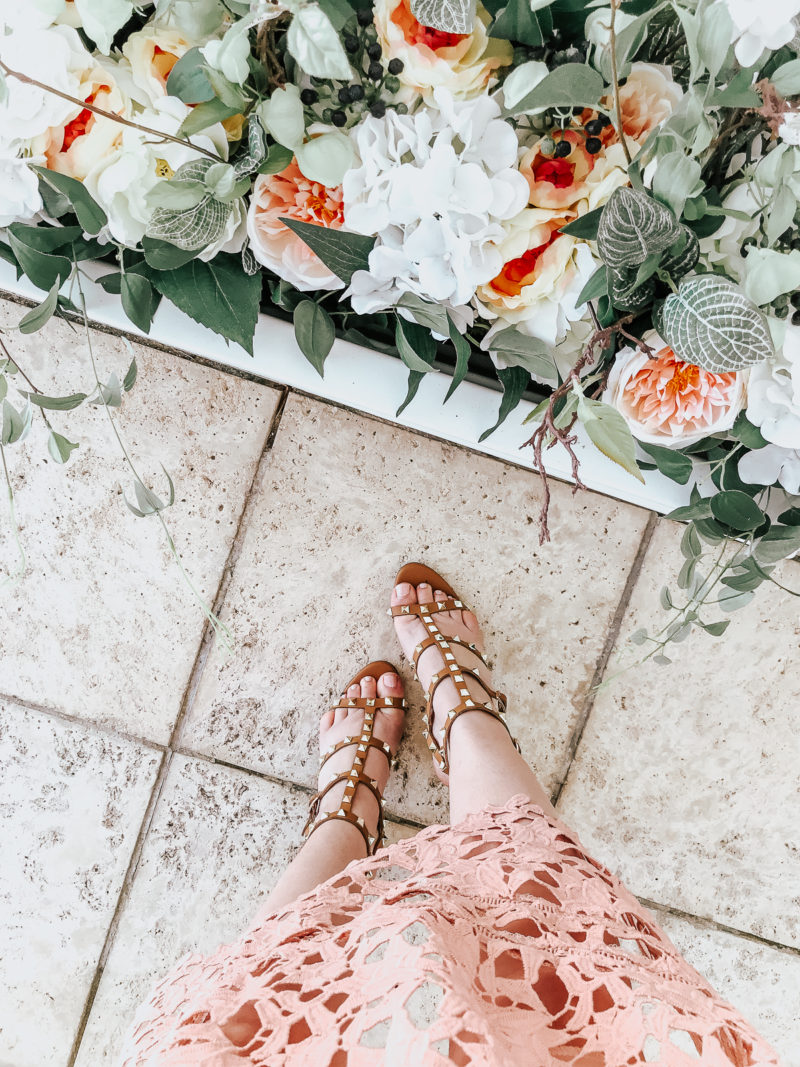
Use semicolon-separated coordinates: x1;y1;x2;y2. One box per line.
0;295;798;1066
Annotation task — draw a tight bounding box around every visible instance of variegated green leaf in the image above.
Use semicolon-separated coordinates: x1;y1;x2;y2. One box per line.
147;196;231;252
597;188;682;270
411;0;475;33
660;275;774;373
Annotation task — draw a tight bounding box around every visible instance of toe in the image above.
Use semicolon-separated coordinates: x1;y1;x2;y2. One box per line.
462;609;480;633
320;709;335;731
391;581;418;608
347;683;360;700
417;582;433;610
360;674;377;700
377;670;404;700
434;587;458;624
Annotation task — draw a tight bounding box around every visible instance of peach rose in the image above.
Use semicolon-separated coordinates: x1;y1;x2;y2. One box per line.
247;160;346;292
520;129;630;213
613;63;683;145
604;333;746;447
374;0;511;103
122;25;196;104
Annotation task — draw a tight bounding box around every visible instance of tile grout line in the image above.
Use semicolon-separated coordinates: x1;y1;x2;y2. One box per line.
640;896;800;960
67;388;290;1067
550;511;659;809
0;691;166;753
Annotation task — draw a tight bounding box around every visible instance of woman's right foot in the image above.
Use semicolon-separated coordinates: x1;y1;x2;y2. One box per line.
390;581;501;783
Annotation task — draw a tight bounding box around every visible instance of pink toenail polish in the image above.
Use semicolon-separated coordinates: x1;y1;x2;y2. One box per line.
396;583;411;596
383;673;399;687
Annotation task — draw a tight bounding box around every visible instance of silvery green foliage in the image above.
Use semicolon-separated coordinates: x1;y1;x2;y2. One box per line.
146;160;231;252
659;275;775;372
597;187;682;269
233;118;269;179
411;0;476;34
607;267;656;313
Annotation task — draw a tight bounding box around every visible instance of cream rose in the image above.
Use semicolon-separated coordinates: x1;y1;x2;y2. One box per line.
611;63;683;145
604;332;746;447
474;209;599;360
374;0;511;103
0;26;84;146
122;25;198;104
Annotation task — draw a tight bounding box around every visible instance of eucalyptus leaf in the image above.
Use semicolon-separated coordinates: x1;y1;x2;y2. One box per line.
178;96;241;136
47;430;79;464
718;588;754;612
166;47;216;103
659;275;774;372
753;525;800;564
18;280;60;334
709;489;765;531
575;393;645;483
22;391;87;411
637;441;693;484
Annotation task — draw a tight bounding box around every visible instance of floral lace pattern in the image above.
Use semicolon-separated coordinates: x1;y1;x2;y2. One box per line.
120;796;779;1066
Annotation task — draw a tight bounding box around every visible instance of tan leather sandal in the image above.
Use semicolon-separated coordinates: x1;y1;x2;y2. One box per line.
302;660;406;856
388;563;521;777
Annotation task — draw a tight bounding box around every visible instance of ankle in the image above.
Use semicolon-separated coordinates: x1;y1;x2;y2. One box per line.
447;708;513;756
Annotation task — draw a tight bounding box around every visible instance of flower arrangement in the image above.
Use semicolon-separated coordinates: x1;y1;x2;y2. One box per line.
0;0;799;660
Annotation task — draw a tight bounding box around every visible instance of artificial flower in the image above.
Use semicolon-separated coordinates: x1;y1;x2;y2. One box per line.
83;96;227;246
738;443;800;493
247;160;346;292
374;0;512;103
0;26;85;147
474;209;599;361
343;89;528;312
604;333;746;447
779;110;800;146
610;63;683;145
122;24;198;104
0;154;44;227
585;7;636;71
55;0;133;54
699;184;762;280
520;129;630;212
745;322;800;449
715;0;800;66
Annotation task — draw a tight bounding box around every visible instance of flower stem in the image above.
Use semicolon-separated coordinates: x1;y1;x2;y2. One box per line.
609;0;633;167
0;59;225;163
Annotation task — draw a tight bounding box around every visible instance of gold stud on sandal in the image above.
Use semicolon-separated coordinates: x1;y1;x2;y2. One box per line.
302;660;406;856
389;563;521;777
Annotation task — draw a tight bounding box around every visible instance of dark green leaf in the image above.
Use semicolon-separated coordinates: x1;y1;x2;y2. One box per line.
7;223;83;254
559;207;603;240
123;356;138;392
444;314;470;403
293;300;336;377
33;167;107;235
141;236;200;270
145;254;262;356
666;498;713;521
179;97;241;136
490;0;544;47
121;273;161;333
753;525;800;565
258;143;294;175
730;412;767;450
7;232;71;291
395;316;437;374
721;559;770;592
18;280;60;334
166;47;215;103
317;0;359;30
47;430;79;464
710;490;766;531
280;217;374;285
479;366;529;441
575;265;608;306
504;63;603;115
637;441;693;484
777;506;800;526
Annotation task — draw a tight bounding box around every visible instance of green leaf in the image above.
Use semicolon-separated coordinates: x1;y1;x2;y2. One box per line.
718;587;754;612
730;412;766;450
145;254;262;356
696;0;733;79
178;97;241;137
123;356;138;392
203;65;247;110
22;391;87;411
488;326;557;380
637;441;693;484
47;430;79;464
651;151;703;219
1;398;32;445
659;585;674;610
666;497;713;521
411;0;475;34
280;216;374;285
293;300;336;377
258;143;294;175
770;58;800;97
141;236;199;270
777;506;800;526
575;265;608;306
575;393;644;483
559;207;604;241
33;167;107;235
286;4;352;79
698;619;730;637
709;490;766;531
503;63;603;116
166;47;216;103
395;316;437;374
7;232;71;292
694;516;727;544
478;366;529;442
397;294;449;335
597;187;682;270
680;522;702;560
90;372;123;407
710;69;761;108
721;558;770;592
765;184;796;247
753;525;800;565
7;223;83;254
660;275;774;373
18;280;60;334
444;314;471;403
490;0;543;47
121;273;161;333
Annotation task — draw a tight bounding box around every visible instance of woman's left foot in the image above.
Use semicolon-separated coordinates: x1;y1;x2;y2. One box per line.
313;671;406;850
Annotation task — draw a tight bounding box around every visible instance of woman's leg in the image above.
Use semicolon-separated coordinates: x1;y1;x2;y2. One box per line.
261;672;406;913
391;581;556;824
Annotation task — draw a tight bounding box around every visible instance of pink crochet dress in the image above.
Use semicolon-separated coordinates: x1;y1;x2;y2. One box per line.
120;795;780;1066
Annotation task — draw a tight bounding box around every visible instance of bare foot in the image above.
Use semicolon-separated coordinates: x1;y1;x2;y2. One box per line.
391;581;498;783
313;671;406;849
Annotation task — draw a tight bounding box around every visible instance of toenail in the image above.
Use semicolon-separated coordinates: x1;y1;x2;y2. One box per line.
396;583;411;596
382;672;399;687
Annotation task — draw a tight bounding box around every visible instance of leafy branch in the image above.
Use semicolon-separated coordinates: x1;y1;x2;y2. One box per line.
0;59;226;163
609;0;633;167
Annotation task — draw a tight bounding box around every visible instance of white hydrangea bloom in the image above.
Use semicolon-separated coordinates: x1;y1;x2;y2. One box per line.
745;322;800;449
779;111;800;146
715;0;800;66
342;89;529;314
738;443;800;493
0;154;43;226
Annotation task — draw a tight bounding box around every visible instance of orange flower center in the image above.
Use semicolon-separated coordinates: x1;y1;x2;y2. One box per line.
490;231;561;297
304;192;343;226
390;0;468;49
61;88;107;150
153;45;180;83
664;362;700;396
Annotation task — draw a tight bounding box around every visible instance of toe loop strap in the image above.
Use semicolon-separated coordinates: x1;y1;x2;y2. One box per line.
333;695;408;711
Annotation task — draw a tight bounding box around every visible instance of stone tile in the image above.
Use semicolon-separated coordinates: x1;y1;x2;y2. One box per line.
558;518;800;947
74;753;418;1065
0;701;160;1067
0;298;280;742
655;909;800;1065
180;395;649;825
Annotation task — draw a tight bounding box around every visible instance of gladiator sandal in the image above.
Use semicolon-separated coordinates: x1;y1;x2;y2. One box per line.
302;660;406;856
388;562;521;777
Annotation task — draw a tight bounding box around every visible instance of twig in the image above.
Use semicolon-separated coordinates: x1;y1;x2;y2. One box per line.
0;439;26;587
0;59;225;163
0;333;42;393
609;0;633;166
